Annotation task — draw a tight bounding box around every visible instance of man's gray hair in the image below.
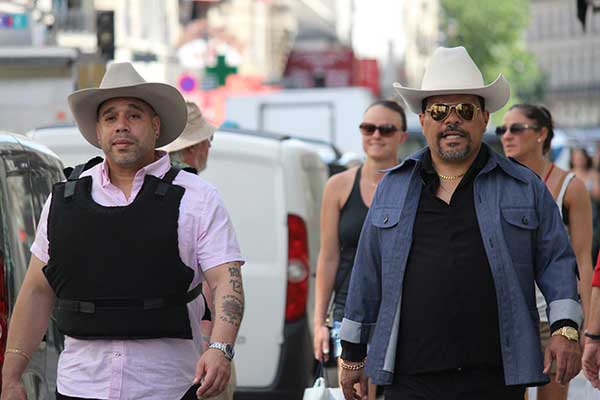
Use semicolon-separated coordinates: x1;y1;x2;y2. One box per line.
169;149;185;163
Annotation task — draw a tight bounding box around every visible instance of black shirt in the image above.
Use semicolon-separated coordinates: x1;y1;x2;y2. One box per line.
394;145;503;376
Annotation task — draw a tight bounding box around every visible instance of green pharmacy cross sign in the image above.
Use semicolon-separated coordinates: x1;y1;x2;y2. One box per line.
204;54;238;87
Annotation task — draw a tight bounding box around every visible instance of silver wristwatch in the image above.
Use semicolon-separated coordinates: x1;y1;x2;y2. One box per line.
208;342;235;361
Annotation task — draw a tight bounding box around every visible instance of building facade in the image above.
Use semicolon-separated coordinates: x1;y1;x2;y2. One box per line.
526;0;600;128
402;0;440;88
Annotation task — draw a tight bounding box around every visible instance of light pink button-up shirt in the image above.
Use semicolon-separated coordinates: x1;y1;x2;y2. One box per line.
31;152;243;400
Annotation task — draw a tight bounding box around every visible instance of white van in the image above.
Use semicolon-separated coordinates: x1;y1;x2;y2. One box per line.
27;125;329;399
225;87;375;156
202;128;327;398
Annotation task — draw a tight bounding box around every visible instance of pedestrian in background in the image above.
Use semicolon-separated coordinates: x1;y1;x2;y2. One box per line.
163;101;215;174
1;63;244;400
582;263;600;391
570;147;600;264
313;100;408;399
499;104;593;400
339;46;583;400
570;148;596;192
161;101;237;400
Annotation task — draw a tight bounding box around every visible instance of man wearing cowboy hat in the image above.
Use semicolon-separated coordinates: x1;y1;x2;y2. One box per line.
160;102;237;400
1;63;244;400
338;47;582;400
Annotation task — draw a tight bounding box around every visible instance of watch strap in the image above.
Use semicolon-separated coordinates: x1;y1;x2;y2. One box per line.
208;342;234;361
551;326;579;341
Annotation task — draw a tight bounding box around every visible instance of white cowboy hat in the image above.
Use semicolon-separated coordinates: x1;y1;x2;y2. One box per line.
160;102;216;153
393;46;510;114
68;62;187;149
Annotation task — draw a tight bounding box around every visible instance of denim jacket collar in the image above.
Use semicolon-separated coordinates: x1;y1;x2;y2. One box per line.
388;143;529;184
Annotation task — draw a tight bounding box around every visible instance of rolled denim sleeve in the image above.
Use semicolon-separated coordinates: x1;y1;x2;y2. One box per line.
340;190;382;346
534;180;583;327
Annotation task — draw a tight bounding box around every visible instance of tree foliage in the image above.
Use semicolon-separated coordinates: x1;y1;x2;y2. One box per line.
441;0;545;123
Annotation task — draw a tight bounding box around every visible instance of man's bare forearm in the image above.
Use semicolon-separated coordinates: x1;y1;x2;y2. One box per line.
206;262;244;344
587;287;600;334
2;256;55;383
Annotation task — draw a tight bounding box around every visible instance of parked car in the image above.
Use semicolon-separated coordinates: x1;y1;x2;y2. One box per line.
0;131;64;399
27;124;328;399
27;124;103;168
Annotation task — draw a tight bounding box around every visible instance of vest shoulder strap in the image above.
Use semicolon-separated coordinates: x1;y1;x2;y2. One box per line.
63;157;104;200
64;156;104;181
155;167;181;197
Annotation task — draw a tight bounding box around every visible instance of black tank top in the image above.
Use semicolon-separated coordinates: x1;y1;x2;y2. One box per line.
333;167;369;321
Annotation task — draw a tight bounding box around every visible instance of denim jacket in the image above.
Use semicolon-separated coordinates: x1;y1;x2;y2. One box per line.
339;144;583;386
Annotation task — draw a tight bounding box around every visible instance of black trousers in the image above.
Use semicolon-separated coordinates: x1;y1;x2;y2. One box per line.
56;384;200;400
384;367;525;400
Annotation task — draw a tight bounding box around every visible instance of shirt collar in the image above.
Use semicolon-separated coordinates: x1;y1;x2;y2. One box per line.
99;150;171;188
419;144;489;184
389;142;530;185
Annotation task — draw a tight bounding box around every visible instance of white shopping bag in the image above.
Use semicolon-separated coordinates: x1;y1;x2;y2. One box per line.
303;377;345;400
577;374;600;400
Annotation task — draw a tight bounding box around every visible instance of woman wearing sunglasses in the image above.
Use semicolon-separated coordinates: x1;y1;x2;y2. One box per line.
499;104;593;400
313;100;408;399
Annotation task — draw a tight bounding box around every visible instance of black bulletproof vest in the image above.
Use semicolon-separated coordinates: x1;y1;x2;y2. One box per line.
44;161;203;340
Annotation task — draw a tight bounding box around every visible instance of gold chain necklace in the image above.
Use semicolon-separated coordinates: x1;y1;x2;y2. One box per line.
438;172;465;180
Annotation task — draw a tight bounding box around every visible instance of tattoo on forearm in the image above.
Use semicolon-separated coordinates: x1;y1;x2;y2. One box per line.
229;279;243;295
228;266;241;278
228;265;243;295
220;295;244;326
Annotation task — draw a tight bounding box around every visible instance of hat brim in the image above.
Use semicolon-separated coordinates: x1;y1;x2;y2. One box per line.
68;82;187;149
393;74;510;115
160;123;217;153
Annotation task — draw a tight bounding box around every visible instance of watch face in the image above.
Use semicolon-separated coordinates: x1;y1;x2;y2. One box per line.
563;328;579;341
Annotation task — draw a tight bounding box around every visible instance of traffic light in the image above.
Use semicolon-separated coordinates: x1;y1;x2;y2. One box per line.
96;11;114;60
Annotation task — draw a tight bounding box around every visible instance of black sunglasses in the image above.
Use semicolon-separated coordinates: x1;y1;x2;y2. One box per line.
495;123;539;136
426;103;480;122
359;123;398;137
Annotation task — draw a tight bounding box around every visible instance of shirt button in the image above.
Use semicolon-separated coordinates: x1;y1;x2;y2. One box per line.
522;216;529;225
457;367;462;372
383;216;389;223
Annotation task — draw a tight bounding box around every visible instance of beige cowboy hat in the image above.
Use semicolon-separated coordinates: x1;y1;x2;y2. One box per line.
393;46;510;114
160;102;216;153
68;62;187;149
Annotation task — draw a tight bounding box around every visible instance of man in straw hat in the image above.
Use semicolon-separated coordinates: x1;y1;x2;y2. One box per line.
1;62;244;400
160;102;237;400
162;101;216;174
338;47;582;400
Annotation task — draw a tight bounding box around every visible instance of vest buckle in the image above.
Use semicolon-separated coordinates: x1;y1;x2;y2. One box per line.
78;301;95;314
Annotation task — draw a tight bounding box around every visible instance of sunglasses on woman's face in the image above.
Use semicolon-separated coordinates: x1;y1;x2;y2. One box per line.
359;123;398;137
425;103;480;121
495;123;539;136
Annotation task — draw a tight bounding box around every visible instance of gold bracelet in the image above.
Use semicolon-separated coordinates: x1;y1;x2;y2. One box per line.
5;348;31;362
340;357;366;371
